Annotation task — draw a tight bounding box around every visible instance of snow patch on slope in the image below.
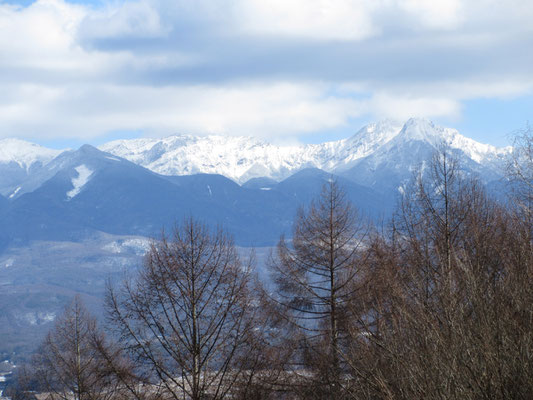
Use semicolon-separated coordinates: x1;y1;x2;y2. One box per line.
66;165;93;199
19;311;56;326
102;238;151;255
8;187;21;199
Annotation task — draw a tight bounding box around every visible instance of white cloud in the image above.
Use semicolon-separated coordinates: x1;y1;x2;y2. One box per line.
0;0;532;143
79;0;169;40
238;0;380;41
369;92;461;121
0;80;470;142
0;82;366;140
0;0;85;68
406;80;533;101
397;0;464;29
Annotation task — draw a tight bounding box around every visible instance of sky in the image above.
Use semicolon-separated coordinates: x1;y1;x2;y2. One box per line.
1;0;532;149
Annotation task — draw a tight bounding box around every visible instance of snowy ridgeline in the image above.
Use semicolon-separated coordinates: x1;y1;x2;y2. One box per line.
98;118;511;183
0;118;511;188
0;138;63;171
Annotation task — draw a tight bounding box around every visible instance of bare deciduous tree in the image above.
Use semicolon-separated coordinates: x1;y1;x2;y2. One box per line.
350;147;533;400
269;180;368;398
29;295;123;400
508;125;533;234
107;218;263;400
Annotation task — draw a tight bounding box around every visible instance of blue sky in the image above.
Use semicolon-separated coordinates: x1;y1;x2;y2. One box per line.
1;0;532;149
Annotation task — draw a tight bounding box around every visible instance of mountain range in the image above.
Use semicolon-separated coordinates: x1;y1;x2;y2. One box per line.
0;118;511;249
99;118;509;187
0;117;514;357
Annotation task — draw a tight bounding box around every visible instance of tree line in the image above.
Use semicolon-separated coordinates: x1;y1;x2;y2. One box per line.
6;138;533;400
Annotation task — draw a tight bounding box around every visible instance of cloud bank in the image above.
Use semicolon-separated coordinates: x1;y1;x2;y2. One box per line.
1;0;532;143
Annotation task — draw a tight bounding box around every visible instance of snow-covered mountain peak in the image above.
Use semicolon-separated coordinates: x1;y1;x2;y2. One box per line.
341;120;402;159
0;138;64;170
354;119;401;138
97;119;509;184
396;118;443;143
100;134;295;182
1;144;134;200
99;121;408;183
392;118;511;164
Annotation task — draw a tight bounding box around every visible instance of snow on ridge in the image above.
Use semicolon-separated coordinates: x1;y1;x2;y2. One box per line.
100;134;307;183
66;165;93;199
398;118;511;163
99;129;398;183
99;119;509;183
445;129;512;163
0;138;64;170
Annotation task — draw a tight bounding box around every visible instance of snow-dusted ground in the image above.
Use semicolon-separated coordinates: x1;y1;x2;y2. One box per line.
0;374;8;399
102;237;152;255
19;312;56;326
0;232;273;357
